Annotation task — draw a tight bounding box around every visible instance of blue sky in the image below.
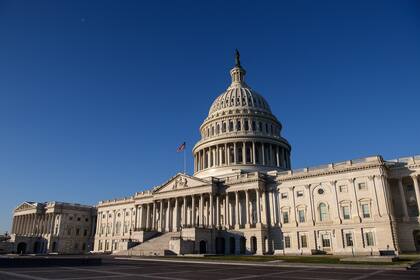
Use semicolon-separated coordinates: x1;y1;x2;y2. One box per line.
0;0;419;232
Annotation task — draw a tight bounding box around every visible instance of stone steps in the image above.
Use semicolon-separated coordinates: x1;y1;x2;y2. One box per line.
115;231;180;256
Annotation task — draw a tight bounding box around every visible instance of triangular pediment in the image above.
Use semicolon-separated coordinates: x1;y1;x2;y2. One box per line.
153;173;211;193
14;201;38;212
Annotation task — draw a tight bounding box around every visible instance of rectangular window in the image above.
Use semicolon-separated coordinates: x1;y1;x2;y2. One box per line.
84;229;88;236
76;228;80;235
358;182;367;190
339;185;348;192
342;206;350;220
298;210;305;223
281;193;288;199
300;235;307;248
365;232;375;246
345;233;354;247
284;236;291;248
282;212;289;224
322;234;331;248
361;204;370;218
296;190;304;197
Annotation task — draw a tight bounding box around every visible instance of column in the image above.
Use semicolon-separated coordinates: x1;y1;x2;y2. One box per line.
261;143;265;165
183;196;187;227
245;190;250;227
138;206;144;230
199;194;204;227
233;142;237;164
159;200;163;231
209;193;214;227
165;199;170;231
306;185;315;225
269;190;275;226
235;191;240;229
242;142;246;164
152;202;157;230
411;175;420;216
174;198;179;231
192;195;196;226
225;143;228;165
256;189;261;225
330;181;342;223
272;191;278;225
398;178;409;219
261;191;268;224
224;194;229;228
146;204;150;229
216;195;220;227
276;146;280;167
252;142;256;164
349;178;361;221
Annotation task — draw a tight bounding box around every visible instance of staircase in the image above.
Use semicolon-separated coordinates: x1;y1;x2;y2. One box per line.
115;231;180;256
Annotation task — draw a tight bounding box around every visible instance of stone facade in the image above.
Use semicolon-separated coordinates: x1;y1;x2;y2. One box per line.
10;201;96;254
93;54;420;256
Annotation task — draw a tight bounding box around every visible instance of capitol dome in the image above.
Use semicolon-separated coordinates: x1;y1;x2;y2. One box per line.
193;51;291;178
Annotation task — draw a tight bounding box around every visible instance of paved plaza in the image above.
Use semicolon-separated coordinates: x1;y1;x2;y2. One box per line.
0;258;419;280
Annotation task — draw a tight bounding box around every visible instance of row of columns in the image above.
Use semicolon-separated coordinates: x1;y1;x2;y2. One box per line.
134;189;270;232
203;118;279;139
194;142;290;172
397;174;420;219
12;213;56;236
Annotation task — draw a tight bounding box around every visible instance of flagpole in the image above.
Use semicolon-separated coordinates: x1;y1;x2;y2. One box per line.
183;148;186;174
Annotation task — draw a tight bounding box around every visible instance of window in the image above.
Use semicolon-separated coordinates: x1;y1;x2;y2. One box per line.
77;217;81;221
84;229;88;236
69;216;73;221
74;243;79;250
296;190;304;197
345;233;354;247
365;232;375;246
361;204;370;218
322;234;331;247
298;210;305;223
282;211;289;224
222;122;226;132
76;228;80;236
300;235;307;248
281;192;288;199
342;206;351;220
252;121;256;131
317;188;325;195
67;228;72;235
284;236;291;248
339;185;348;193
236;120;241;131
229;121;233;131
319;203;328;221
85;218;89;222
358;182;367;190
244;119;249;131
82;243;86;251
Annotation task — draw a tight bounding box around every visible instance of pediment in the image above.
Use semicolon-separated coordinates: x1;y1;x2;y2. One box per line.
153;173;210;193
15;202;37;212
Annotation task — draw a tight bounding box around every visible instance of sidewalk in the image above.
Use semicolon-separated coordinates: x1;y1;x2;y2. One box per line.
114;256;415;271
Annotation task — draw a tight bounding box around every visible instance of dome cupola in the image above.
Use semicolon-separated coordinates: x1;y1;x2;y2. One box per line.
193;51;291;178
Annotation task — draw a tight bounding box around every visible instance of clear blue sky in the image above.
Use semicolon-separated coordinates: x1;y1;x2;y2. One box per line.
0;0;419;232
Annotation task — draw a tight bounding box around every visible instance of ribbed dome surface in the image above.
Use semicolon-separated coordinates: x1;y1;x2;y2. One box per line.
208;85;272;116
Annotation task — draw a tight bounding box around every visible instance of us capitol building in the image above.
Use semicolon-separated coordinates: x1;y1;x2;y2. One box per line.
8;53;420;256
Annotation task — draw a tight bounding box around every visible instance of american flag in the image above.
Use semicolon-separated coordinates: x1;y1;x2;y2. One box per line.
176;142;186;152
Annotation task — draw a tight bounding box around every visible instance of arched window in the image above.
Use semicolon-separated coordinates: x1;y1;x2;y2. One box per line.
236;120;241;131
229;120;234;131
222;122;226;133
319;203;328;221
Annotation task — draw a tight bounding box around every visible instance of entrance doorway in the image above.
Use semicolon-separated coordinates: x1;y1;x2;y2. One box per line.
199;240;207;254
229;237;235;254
215;237;225;254
251;236;257;254
17;242;26;254
240;237;246;254
413;230;420;251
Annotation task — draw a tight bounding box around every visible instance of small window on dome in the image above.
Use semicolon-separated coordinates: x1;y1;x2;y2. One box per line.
229;120;233;131
236;120;241;131
244;119;249;131
252;121;256;131
222;122;226;133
